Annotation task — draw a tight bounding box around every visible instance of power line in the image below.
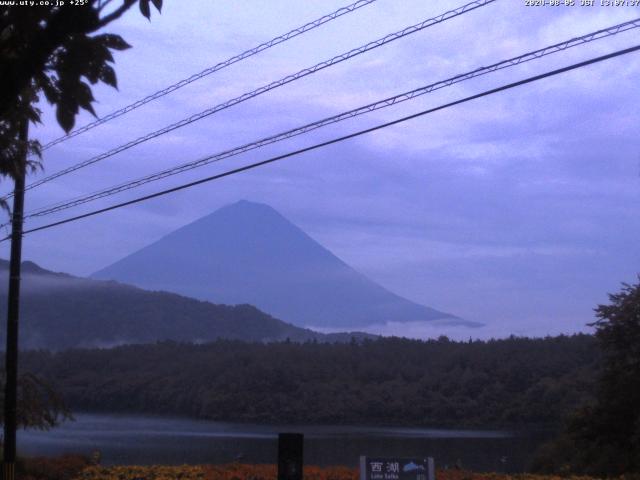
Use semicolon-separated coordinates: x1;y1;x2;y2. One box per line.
15;0;496;197
22;17;640;220
8;44;638;241
41;0;379;151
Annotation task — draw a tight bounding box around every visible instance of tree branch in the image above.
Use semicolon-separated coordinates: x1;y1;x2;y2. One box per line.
97;0;116;14
97;0;137;29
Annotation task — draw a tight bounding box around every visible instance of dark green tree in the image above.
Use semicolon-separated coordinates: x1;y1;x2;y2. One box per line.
0;0;162;185
533;278;640;475
582;278;640;473
0;373;71;431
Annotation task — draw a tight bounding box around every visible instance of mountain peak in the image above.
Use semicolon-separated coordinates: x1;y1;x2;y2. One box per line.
221;199;274;213
0;258;67;277
228;199;268;209
209;199;290;225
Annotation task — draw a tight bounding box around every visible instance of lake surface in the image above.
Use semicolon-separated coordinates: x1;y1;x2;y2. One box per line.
18;413;550;472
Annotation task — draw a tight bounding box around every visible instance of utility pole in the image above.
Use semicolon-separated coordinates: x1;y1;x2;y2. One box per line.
3;119;28;480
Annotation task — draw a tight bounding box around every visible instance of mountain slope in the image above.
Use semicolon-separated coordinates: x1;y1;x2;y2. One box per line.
93;200;469;329
0;260;370;350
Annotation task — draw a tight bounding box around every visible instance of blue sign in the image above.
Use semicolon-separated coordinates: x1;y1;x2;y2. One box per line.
359;457;435;480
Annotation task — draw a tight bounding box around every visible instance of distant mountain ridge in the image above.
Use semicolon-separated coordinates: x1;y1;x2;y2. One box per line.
93;200;476;329
0;259;373;350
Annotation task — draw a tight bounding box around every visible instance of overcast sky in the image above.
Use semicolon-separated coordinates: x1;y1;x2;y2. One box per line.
2;0;639;339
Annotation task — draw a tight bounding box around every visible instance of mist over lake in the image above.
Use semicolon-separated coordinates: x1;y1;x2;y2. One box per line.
18;414;550;473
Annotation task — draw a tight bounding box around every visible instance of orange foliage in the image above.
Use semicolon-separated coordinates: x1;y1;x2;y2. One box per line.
19;454;91;480
75;463;358;480
202;464;359;480
71;465;625;480
14;458;622;480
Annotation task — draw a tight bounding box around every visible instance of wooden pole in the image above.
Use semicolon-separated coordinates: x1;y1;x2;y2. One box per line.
2;119;28;480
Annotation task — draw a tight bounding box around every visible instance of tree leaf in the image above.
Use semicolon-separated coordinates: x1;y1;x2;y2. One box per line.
99;65;117;89
139;0;151;20
95;33;131;51
151;0;162;12
56;102;75;133
76;81;96;117
38;75;60;104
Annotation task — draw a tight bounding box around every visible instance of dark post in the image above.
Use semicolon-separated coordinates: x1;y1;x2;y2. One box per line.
3;120;28;480
277;432;304;480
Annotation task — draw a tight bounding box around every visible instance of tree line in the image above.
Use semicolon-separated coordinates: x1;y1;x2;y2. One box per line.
17;334;598;429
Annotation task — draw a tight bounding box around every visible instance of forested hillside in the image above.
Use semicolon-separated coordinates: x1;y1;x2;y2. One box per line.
0;260;371;349
19;334;598;428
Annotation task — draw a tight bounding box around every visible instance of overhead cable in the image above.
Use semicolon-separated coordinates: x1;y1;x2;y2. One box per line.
23;17;640;220
41;0;379;150
16;0;496;197
8;44;638;241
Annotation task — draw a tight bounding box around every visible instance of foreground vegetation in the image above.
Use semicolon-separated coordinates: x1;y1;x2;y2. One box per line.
19;334;597;428
532;280;640;476
15;455;623;480
72;465;623;480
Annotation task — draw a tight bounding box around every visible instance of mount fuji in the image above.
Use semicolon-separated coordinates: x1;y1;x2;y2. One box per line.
93;200;475;330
